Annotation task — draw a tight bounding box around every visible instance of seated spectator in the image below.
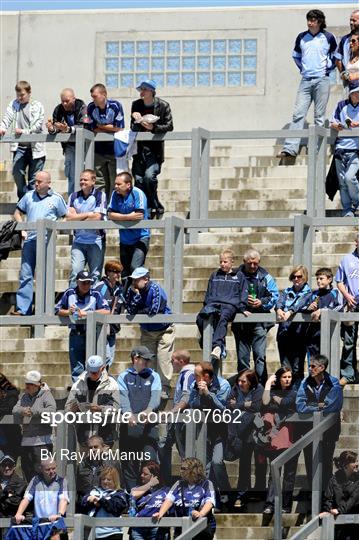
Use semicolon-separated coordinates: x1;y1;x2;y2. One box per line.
130;460;170;540
95;260;125;369
0;452;26;517
296;354;343;495
12;371;56;482
153;457;216;540
81;466;127;540
117;346;161;491
254;368;297;515
76;436;119;499
305;267;343;360
196;249;248;362
107;172;150;285
46;87;86;195
231;248;279;385
66;168;107;288
275;265;311;385
188;362;231;506
126;267;174;399
0;80;45;200
14;459;69;524
330;83;359;217
65;355;120;449
55;271;110;382
226;369;265;509
0;373;21;461
158;350;195;485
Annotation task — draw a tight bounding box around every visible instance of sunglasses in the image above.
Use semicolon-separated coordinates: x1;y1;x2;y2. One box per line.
350;39;359;43
292;275;303;279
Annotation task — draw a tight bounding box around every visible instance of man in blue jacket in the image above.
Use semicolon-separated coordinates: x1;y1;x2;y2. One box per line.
296;354;343;495
117;346;161;490
126;267;174;399
196;248;249;363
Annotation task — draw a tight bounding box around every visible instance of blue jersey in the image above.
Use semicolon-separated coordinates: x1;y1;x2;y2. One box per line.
86;99;124;155
17;189;67;242
292;30;337;78
166;479;216;531
334;33;351;69
108;186;150;245
55;287;109;329
117;366;161;414
331;98;359;151
125;280;172;331
68;187;107;246
173;365;195;406
25;474;69;518
135;486;170;517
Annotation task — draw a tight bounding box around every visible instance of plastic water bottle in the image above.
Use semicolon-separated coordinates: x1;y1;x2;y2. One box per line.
73;306;79;322
128;496;137;517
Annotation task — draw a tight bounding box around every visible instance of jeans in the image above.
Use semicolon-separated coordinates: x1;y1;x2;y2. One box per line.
197;303;237;352
120;238;150;281
340;322;358;383
12;147;45;200
282;76;330;156
16;239;37;315
69;242;105;288
335;152;359;215
232;322;268;385
95;152;117;201
69;331;87;381
106;333;116;368
64;144;76;195
206;436;231;494
132;147;161;212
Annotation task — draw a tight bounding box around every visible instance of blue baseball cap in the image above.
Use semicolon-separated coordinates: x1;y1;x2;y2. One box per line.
86;355;105;372
136;79;156;92
130;267;150;279
349;81;359;95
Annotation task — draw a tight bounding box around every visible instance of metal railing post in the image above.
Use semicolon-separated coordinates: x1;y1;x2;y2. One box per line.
199;129;211;222
96;315;107;361
293;214;304;266
74;127;86;191
173;218;184;313
185;416;197;458
312;411;323;516
315;127;327;218
330;312;341;379
320;308;331;359
272;460;283;540
293;215;313;276
163;216;174;307
189;128;200;243
84;130;95;169
45;222;56;315
85;312;97;358
321;514;335;540
202;315;213;361
34;219;46;337
307;124;317;218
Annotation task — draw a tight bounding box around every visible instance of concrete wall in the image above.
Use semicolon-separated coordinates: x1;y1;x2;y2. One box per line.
0;4;354;136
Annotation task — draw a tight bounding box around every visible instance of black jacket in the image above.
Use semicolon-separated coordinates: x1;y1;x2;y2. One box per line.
52;98;87;149
322;470;359;514
0;221;22;261
0;472;27;517
203;269;248;311
130;96;173;163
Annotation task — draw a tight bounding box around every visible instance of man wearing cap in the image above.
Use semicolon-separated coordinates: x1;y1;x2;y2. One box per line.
12;170;67;316
330;83;359;217
55;271;110;382
86;83;124;200
65;355;120;448
126;267;174;399
12;371;56;482
66;168;107;288
108;171;150;284
117;346;161;490
131;79;173;219
0;451;26;517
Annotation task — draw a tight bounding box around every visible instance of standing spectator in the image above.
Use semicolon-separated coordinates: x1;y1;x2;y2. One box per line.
46;88;86;195
305;267;343;360
126;267;174;399
335;10;359;81
11;171;67;316
131;79;173;219
340;31;359;85
189;362;231;506
256;368;297;515
226;369;265;509
67;168;107;288
65;355;120;448
0;81;45;200
117;346;161;491
196;249;248;362
95;260;125;368
108;172;150;283
0;373;21;461
12;371;56;482
81;466;128;540
296;354;343;495
14;459;69;523
0;452;26;517
335;234;359;385
231;248;279;385
130;461;170;540
55;271;110;382
77;436;119;499
153;457;216;540
158;350;195;485
277;10;337;158
86;83;124;200
330;83;359;217
275;265;312;385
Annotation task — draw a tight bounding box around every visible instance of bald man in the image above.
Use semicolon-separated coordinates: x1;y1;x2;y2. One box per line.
12;171;67;315
335;10;359;78
46;88;86;194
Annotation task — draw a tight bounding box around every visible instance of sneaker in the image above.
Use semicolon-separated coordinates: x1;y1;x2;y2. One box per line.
233;498;243;509
211;346;221;361
263;506;274;514
343;211;354;218
10;310;23;316
276;150;296;158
